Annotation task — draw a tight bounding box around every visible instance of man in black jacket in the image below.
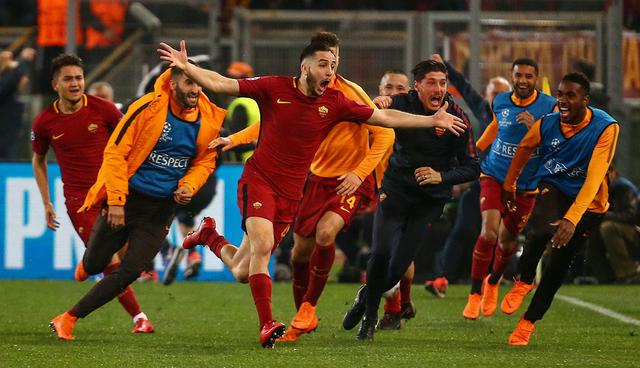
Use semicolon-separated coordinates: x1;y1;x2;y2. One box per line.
342;60;480;341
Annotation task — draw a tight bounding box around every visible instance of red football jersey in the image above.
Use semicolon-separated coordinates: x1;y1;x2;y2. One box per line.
237;76;374;200
31;94;121;196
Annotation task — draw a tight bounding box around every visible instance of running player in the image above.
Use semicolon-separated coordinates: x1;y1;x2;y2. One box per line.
160;40;467;348
462;58;557;320
32;54;153;334
48;63;224;341
500;72;619;345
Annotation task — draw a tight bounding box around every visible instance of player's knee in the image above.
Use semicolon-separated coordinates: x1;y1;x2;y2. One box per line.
232;268;249;283
480;228;499;243
315;226;337;246
291;245;312;263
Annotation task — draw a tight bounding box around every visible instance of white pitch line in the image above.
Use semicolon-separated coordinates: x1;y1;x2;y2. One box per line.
556;294;640;326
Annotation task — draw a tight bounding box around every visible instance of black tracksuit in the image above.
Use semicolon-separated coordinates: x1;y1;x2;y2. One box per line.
364;91;480;320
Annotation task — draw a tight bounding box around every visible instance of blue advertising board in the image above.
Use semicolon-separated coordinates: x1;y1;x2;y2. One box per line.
0;163;262;281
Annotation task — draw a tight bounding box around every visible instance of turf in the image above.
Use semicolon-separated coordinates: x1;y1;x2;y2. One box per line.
1;280;639;367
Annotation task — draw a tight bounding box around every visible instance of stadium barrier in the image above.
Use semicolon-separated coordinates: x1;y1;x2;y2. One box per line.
0;163;265;281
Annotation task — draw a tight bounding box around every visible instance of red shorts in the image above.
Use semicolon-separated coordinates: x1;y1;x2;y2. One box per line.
237;169;299;252
479;176;536;234
65;193;98;245
294;174;375;238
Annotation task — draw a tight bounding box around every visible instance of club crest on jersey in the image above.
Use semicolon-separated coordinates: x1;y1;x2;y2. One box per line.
318;105;329;117
160;121;173;142
87;123;98;134
252;201;263;209
434;127;446;136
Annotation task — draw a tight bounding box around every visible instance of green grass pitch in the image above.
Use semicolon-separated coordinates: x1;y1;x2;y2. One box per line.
1;280;639;367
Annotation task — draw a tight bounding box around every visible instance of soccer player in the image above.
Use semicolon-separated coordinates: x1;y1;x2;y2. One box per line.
375;69;418;331
48;63;224;341
160;40;467;348
500;72;618;345
462;58;557;320
342;60;480;341
32;54;153;334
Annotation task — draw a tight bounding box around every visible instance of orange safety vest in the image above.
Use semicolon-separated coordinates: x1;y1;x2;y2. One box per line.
85;1;128;49
37;0;83;47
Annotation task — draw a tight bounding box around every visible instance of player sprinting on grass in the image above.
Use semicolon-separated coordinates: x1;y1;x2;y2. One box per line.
462;58;556;320
500;72;618;345
159;40;467;348
32;54;153;334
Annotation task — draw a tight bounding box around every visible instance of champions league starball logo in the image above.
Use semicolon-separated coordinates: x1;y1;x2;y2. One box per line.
501;109;509;118
551;138;561;151
160;121;173;142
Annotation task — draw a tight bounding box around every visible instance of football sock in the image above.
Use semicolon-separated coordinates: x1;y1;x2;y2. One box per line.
489;245;516;284
383;290;401;314
470;235;496;294
400;274;412;305
291;259;309;310
302;243;336;306
249;273;273;328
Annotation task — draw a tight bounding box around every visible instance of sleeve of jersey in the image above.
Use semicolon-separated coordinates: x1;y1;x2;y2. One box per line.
31;116;50;155
237;77;270;102
336;92;374;123
475;117;498;151
228;121;260;145
502;120;543;192
563;124;620;225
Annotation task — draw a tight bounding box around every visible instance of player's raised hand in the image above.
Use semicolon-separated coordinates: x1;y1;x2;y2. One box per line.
208;137;235;151
336;171;363;196
433;101;466;136
45;201;60;231
158;40;189;70
430;53;444;64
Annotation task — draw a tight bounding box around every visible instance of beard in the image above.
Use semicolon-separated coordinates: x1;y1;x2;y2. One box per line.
175;86;199;108
305;73;320;98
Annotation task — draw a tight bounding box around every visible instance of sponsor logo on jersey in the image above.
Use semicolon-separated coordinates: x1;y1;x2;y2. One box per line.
276;98;291;104
52;133;65;140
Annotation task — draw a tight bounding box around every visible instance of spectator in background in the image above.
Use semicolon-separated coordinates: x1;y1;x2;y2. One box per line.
572;60;610;110
88;80;123;110
599;165;640;283
424;54;510;298
0;47;35;159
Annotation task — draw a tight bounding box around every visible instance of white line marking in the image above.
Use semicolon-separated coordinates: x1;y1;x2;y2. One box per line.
557;294;640;326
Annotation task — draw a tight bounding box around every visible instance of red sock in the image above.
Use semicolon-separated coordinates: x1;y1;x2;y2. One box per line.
205;232;230;259
491;245;516;281
103;262;142;317
249;273;273;328
291;259;309;310
471;235;496;281
400;274;412;305
302;243;336;306
384;290;402;314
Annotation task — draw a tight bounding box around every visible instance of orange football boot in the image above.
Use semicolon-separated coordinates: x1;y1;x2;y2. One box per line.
508;316;535;346
481;275;499;317
279;302;318;343
462;294;481;320
501;280;534;315
50;312;77;341
74;261;88;282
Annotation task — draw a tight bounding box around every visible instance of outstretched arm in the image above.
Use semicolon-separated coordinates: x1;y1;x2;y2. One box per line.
366;101;466;136
158;40;239;96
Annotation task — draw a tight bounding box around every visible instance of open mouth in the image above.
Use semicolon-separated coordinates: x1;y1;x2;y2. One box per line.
429;96;442;107
559;105;570;119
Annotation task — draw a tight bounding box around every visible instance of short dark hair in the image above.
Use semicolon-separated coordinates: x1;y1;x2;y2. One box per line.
299;42;334;63
572;60;595;81
411;60;447;81
51;53;84;78
171;59;199;79
310;32;340;48
562;72;591;95
383;69;408;77
512;58;539;75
